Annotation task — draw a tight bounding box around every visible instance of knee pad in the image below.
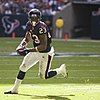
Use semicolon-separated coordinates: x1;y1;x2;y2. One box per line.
17;70;26;80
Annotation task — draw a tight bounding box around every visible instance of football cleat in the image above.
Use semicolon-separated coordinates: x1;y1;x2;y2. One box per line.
4;91;18;94
60;64;68;78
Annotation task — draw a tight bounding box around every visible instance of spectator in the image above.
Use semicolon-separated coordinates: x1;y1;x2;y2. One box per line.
0;0;69;15
2;0;12;14
0;0;4;14
55;17;64;38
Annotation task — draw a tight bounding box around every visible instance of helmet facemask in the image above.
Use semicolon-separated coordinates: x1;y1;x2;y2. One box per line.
28;9;41;26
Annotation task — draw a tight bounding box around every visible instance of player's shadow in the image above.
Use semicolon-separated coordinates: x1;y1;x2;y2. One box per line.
18;93;75;100
31;95;72;100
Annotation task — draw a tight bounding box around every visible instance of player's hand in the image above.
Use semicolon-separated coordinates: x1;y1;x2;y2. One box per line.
16;48;30;56
16;44;25;51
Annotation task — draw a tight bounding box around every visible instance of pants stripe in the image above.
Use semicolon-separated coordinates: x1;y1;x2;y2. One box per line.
45;55;51;79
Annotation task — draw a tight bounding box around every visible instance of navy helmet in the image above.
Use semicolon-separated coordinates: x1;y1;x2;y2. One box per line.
28;9;41;22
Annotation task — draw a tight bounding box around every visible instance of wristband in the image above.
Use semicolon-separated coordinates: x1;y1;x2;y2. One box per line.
35;47;39;52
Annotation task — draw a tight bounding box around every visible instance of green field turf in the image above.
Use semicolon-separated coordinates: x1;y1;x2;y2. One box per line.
0;38;100;100
0;84;100;100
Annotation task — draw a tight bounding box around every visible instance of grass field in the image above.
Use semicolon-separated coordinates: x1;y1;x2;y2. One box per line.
0;84;100;100
0;38;100;100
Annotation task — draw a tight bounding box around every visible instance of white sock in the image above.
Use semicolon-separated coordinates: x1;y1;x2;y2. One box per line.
11;78;22;92
53;68;61;75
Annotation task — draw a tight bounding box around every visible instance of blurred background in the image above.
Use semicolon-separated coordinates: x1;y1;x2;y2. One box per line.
0;0;100;39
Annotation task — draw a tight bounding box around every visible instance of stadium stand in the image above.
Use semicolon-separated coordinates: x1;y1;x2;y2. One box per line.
0;0;69;15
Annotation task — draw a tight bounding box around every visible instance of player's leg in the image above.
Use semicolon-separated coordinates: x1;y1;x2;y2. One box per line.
45;55;57;79
45;55;68;79
38;53;57;79
38;53;68;79
4;52;39;94
52;64;68;78
47;47;68;78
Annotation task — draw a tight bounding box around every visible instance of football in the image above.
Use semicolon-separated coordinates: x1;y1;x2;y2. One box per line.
16;47;25;56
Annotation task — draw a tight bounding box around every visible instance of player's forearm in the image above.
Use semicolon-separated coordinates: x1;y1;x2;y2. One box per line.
20;38;28;47
19;32;31;47
16;38;28;51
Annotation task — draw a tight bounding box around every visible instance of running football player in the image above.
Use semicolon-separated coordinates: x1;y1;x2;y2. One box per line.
4;9;68;94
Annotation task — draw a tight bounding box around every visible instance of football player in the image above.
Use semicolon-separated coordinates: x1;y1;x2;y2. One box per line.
4;9;68;94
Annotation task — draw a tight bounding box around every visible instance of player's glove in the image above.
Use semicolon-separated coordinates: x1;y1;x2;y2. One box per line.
16;48;30;56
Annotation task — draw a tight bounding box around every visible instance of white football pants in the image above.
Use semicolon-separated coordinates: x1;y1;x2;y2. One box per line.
19;47;54;79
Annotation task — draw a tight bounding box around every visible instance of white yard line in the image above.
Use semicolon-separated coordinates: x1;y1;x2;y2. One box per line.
70;69;100;72
53;39;100;42
0;69;100;71
0;76;100;80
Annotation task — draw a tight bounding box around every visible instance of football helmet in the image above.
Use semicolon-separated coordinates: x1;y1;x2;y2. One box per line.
28;9;41;26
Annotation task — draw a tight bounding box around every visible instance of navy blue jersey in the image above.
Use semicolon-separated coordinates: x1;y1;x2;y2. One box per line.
26;21;52;52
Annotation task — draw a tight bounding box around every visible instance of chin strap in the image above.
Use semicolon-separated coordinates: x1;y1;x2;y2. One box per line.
32;21;36;26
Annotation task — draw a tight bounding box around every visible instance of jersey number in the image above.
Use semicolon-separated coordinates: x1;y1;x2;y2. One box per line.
32;34;40;44
39;27;46;34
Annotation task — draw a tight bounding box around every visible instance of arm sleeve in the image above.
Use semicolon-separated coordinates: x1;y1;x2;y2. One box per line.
25;22;32;32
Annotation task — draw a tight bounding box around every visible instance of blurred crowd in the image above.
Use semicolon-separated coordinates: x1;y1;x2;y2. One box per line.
0;0;69;15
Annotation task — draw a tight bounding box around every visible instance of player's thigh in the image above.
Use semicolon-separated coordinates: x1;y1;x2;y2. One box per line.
38;54;53;79
20;52;39;72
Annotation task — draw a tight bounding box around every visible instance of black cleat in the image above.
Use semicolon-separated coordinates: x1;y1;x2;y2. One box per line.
4;91;18;94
